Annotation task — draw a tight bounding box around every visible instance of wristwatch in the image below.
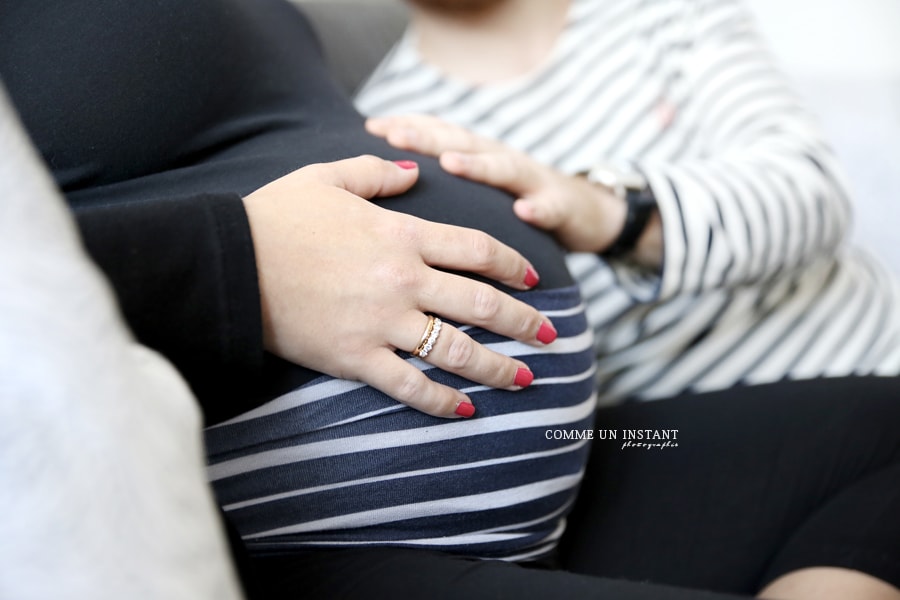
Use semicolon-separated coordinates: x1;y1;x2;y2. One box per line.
588;162;656;258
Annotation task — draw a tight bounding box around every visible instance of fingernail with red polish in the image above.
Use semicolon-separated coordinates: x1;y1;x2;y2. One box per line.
394;160;418;170
537;322;558;344
514;367;534;388
523;267;540;288
455;401;476;418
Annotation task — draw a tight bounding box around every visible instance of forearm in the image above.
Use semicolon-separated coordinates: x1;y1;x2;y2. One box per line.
635;126;850;299
74;193;267;424
629;0;852;299
632;208;664;269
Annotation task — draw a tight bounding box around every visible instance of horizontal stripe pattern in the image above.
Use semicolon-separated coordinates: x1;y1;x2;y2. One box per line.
356;0;900;402
206;285;596;560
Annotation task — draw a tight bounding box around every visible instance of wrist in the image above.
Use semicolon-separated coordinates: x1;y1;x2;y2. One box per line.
588;162;660;265
591;181;628;253
632;208;663;268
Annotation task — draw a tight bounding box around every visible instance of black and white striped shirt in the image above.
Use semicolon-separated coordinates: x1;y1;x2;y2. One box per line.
356;0;900;402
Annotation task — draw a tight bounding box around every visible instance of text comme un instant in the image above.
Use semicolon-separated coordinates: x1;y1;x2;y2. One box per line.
544;429;679;441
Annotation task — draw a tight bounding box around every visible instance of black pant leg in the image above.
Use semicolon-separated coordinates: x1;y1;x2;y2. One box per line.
558;376;900;595
250;548;748;600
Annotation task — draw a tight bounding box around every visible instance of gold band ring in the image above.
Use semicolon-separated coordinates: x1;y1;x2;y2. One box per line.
413;315;443;359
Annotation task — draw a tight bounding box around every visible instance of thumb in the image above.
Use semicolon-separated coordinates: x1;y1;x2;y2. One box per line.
316;154;419;199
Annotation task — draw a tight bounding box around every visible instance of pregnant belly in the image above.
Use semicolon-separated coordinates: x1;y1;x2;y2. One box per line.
205;285;595;560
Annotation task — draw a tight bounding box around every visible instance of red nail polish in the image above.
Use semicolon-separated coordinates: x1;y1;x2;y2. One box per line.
524;267;540;288
537;322;557;344
393;160;418;170
455;401;476;418
514;367;534;388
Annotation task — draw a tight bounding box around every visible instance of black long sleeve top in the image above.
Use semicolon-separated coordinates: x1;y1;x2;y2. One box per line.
75;194;265;424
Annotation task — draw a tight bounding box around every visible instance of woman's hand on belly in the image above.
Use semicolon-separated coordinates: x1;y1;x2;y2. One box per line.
243;155;556;419
365;115;618;252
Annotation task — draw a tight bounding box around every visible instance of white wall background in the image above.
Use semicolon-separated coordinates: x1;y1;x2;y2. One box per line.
745;0;900;272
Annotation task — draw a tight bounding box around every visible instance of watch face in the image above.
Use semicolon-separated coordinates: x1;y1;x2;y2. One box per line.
588;167;616;188
588;162;647;194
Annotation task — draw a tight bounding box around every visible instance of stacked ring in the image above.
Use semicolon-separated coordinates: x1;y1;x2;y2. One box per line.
414;316;443;359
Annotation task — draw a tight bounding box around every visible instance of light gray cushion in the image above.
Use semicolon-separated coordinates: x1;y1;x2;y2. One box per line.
0;85;243;600
293;0;408;94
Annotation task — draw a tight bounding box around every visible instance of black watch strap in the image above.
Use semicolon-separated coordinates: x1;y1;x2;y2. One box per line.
603;185;656;258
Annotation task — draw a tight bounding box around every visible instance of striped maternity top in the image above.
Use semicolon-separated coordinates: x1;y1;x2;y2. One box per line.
207;285;595;560
355;0;900;402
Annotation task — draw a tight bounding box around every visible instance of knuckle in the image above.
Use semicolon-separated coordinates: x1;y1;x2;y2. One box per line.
328;352;369;382
522;312;544;339
499;152;518;172
416;114;440;130
388;365;457;417
354;155;384;185
461;154;484;178
393;370;427;404
298;162;326;180
442;332;475;370
372;261;420;293
468;231;499;270
387;216;424;248
471;286;501;321
513;157;532;181
457;132;479;152
334;338;366;362
547;200;567;223
356;154;382;169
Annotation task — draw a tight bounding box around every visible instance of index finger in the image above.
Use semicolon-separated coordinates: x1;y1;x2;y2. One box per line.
417;218;541;291
366;115;501;157
440;150;543;197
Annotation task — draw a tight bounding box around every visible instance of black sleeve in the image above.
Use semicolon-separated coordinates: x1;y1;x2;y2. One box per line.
75;192;267;425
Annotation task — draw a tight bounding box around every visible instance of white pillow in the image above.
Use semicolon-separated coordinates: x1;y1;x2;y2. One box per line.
0;85;243;600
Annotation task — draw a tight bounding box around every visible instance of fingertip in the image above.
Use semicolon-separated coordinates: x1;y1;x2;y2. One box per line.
440;151;469;174
513;367;534;389
389;158;421;194
523;266;540;288
385;128;420;150
513;199;536;221
454;400;476;418
365;117;390;136
393;159;419;171
537;321;558;345
352;156;418;198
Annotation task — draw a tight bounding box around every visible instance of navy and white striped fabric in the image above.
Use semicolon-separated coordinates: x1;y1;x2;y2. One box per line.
206;285;595;560
355;0;900;403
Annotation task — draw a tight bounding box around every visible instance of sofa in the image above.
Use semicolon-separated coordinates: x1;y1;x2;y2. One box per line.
294;0;408;95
